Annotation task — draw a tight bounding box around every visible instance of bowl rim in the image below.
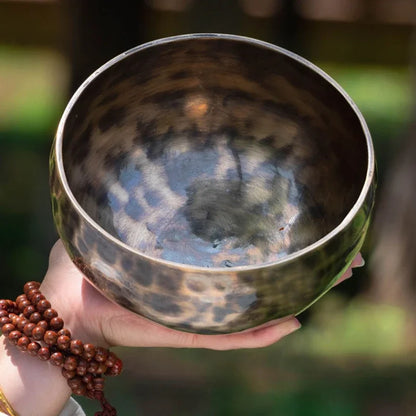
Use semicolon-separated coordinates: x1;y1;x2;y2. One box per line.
54;33;376;273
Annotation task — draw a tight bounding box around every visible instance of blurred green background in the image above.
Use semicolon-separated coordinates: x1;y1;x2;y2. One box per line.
1;1;415;415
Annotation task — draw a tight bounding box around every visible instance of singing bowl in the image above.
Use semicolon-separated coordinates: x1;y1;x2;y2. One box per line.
50;34;376;334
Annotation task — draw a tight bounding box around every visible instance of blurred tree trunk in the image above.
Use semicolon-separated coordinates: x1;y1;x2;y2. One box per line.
368;28;416;325
63;0;147;94
369;129;416;314
274;0;301;52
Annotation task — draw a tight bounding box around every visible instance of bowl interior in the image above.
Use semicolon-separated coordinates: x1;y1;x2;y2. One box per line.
61;36;368;268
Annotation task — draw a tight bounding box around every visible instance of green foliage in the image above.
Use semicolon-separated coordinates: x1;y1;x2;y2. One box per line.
321;63;413;131
0;46;67;139
288;295;408;357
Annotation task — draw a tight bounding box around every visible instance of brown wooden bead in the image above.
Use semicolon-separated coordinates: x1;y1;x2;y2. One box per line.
67;376;83;390
94;347;108;363
27;342;41;356
50;352;64;366
6;300;16;310
17;299;31;312
70;340;84;355
71;383;87;396
82;343;96;360
57;335;71;350
57;328;71;338
93;377;105;391
16;316;28;331
82;374;93;385
0;310;8;318
64;356;78;371
87;360;99;374
37;320;49;330
23;305;36;318
26;288;40;302
0;316;11;326
43;308;58;321
32;325;46;341
95;363;107;374
76;359;88;376
17;336;30;351
31;293;45;305
67;377;82;389
86;382;95;393
107;359;123;376
36;299;51;313
8;330;22;345
9;314;19;326
44;330;58;345
23;281;40;294
105;351;118;367
2;323;16;337
29;311;42;324
62;368;76;379
23;322;36;337
49;317;64;331
16;295;27;305
38;346;51;361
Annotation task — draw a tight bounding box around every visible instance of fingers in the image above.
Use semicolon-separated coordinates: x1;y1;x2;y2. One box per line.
48;240;74;270
351;253;365;268
334;253;365;286
187;317;302;350
334;267;353;286
107;312;301;350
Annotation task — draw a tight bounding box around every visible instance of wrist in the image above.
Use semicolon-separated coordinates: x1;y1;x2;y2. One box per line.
40;270;109;348
0;280;122;415
0;335;71;416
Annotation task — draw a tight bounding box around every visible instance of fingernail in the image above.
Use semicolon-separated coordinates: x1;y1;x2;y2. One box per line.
357;257;365;267
281;318;302;335
263;316;297;328
352;253;365;268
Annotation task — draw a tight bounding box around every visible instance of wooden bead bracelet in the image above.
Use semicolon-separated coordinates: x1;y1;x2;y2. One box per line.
0;282;122;416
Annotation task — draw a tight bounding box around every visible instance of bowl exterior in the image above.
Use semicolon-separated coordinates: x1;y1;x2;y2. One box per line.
50;142;376;334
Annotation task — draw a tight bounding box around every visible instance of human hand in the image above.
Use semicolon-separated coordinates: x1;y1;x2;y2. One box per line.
0;243;363;416
40;240;363;351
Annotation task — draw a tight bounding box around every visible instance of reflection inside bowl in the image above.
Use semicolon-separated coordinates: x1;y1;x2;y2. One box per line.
61;35;367;270
53;34;374;333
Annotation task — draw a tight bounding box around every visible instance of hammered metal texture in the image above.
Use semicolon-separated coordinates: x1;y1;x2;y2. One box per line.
50;34;376;334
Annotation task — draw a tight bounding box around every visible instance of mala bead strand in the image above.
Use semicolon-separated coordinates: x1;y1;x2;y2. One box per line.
0;282;122;416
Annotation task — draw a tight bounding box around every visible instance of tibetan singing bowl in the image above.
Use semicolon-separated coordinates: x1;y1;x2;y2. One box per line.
50;34;376;334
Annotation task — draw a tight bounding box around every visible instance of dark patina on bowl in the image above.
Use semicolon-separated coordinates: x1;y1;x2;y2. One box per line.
50;34;376;334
